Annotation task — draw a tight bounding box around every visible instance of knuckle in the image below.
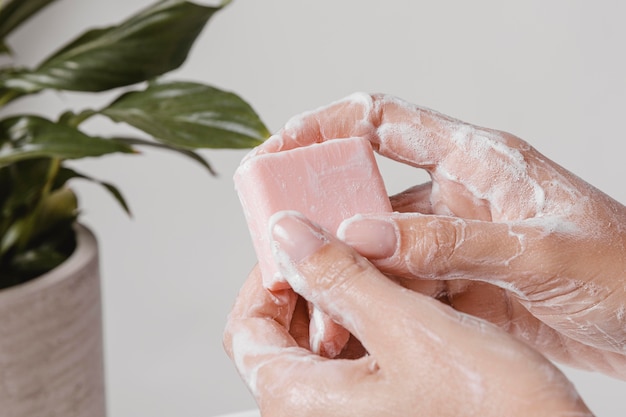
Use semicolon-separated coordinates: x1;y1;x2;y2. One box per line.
303;246;372;300
430;221;461;269
497;130;533;152
405;219;462;277
331;254;372;294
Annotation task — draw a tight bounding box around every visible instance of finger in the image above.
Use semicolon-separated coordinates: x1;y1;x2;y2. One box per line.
427;278;626;377
226;313;379;413
224;268;379;413
308;304;351;358
469;290;626;379
389;182;434;214
337;212;559;294
250;93;463;168
223;266;298;395
445;280;513;329
225;265;297;329
341;213;626;356
250;93;554;222
223;266;297;358
391;274;447;300
269;210;473;362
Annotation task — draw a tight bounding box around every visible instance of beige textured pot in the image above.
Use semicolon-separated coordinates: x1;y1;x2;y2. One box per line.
0;224;106;417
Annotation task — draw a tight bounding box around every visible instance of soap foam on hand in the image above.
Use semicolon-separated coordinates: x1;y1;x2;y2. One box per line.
234;137;392;357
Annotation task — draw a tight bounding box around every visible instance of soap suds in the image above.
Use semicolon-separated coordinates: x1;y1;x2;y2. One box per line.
309;307;326;355
231;328;293;396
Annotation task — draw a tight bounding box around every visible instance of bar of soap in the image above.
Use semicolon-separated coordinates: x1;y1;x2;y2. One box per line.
234;137;392;290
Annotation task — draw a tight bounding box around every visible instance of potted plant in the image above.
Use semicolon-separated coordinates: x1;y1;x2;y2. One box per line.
0;1;269;416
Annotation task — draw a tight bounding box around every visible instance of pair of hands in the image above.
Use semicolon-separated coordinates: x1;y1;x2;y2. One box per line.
224;93;626;416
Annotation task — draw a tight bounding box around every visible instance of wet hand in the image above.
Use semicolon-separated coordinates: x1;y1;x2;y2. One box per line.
252;94;626;377
223;212;592;417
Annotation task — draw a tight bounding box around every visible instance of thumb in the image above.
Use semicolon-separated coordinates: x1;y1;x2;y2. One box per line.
337;213;557;293
269;210;437;362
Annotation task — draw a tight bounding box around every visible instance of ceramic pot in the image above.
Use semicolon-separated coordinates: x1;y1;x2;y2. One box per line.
0;224;106;417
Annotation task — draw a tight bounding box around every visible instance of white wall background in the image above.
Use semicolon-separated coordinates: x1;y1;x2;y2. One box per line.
4;0;626;415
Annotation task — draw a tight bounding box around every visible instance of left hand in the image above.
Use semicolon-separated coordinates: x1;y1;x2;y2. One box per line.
223;211;592;417
249;93;626;377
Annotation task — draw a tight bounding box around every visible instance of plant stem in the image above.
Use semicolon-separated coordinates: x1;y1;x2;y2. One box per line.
41;157;61;197
0;88;20;108
15;157;62;251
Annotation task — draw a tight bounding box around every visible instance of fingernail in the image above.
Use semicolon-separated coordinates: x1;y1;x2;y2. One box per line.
270;211;328;268
337;216;397;259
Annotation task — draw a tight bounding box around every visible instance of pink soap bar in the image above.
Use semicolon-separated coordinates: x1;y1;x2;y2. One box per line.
234;137;392;290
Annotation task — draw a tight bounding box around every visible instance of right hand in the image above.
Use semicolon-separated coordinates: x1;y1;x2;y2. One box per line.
224;212;593;417
252;93;626;378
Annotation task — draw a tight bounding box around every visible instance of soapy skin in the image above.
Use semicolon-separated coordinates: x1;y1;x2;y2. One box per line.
248;93;626;379
223;212;593;417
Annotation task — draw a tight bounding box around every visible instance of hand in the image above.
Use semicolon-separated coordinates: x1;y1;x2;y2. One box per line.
251;93;626;378
223;212;592;417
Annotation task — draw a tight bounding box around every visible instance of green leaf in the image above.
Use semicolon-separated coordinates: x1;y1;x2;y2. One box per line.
0;115;135;165
0;0;59;46
113;137;217;176
101;81;270;149
0;0;223;93
56;167;132;216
